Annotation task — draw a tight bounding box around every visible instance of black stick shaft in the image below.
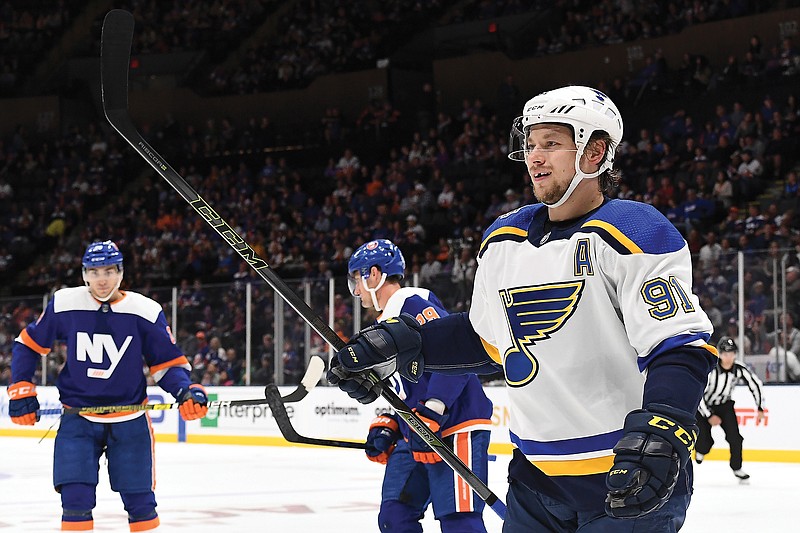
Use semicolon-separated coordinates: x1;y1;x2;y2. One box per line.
100;9;505;519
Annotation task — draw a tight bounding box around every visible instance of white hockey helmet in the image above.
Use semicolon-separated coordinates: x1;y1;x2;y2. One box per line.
508;86;624;208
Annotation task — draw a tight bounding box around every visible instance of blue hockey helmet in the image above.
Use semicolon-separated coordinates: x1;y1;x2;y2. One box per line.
82;240;124;270
348;239;405;279
347;239;405;305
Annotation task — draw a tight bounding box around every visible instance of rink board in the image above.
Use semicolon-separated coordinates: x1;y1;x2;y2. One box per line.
1;384;797;462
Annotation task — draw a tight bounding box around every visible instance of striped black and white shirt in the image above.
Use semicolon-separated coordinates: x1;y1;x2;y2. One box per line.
698;361;765;418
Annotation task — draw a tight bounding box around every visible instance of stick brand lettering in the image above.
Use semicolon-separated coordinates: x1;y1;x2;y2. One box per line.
190;197;269;270
137;141;167;170
76;332;132;379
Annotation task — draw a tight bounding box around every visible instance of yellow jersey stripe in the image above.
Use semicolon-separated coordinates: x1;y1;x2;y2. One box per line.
703;343;719;358
480;337;502;364
581;220;643;254
532;454;616;476
479;226;528;256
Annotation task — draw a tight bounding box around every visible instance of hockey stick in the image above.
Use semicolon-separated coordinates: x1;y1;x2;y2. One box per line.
101;10;506;519
100;9;324;403
264;384;366;450
38;397;270;416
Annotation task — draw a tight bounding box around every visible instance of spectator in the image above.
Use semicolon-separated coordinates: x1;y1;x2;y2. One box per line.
698;231;723;272
419;249;442;286
282;339;301;385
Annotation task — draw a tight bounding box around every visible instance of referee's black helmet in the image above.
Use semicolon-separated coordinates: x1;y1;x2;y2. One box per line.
717;336;738;353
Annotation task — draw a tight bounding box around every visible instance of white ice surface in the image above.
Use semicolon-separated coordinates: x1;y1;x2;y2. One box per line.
0;437;793;532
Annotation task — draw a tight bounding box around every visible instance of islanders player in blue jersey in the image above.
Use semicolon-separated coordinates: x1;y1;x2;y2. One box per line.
347;239;493;532
8;241;208;532
329;87;717;531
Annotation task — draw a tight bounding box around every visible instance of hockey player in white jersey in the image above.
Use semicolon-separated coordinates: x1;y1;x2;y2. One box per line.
8;241;209;532
328;86;717;532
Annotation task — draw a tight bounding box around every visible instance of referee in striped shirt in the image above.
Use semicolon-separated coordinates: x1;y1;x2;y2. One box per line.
695;337;765;480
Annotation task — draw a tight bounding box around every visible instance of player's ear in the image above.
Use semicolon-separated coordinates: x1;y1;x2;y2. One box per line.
584;138;607;164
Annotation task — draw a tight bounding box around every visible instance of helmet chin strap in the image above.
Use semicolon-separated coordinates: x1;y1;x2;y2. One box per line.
360;272;387;312
542;148;604;209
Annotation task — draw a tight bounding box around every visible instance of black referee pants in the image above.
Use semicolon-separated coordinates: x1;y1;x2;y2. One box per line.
695;400;744;470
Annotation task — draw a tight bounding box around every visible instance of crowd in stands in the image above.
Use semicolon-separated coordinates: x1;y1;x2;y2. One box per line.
5;4;800;386
4;0;791;99
0;121;134;288
94;0;277;60
0;0;80;96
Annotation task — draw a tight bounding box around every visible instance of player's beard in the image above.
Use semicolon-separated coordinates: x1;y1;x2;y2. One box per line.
532;176;571;205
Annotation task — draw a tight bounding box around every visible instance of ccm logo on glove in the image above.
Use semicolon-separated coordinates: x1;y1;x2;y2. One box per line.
648;415;696;449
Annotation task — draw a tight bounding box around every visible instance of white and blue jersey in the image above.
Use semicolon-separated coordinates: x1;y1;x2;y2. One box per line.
12;286;192;422
417;198;716;510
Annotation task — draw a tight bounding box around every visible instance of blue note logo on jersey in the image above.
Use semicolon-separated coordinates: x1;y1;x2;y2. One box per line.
499;281;584;387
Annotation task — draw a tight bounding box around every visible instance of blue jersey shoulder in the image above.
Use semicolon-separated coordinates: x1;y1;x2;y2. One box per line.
479;204;542;258
583;199;686;255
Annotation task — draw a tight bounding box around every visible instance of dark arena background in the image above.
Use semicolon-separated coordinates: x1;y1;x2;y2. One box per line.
1;2;799;531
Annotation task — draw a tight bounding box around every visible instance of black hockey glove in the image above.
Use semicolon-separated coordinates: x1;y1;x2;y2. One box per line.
327;357;385;404
605;403;698;519
334;313;424;382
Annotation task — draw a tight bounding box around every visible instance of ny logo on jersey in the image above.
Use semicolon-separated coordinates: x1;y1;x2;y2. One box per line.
76;332;132;379
500;281;584;387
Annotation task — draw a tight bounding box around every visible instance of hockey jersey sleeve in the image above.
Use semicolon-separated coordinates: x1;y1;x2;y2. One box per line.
736;362;765;411
11;299;58;382
107;292;193;398
590;205;714;365
418;312;502;375
588;203;717;415
141;309;193;398
423;373;470;407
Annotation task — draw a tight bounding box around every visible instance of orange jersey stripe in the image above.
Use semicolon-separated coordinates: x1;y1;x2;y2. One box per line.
18;329;50;356
454;433;474;512
441;418;493;437
149;355;190;375
146;413;157;491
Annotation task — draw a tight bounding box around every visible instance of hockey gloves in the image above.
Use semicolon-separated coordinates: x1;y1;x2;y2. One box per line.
409;402;449;464
605;404;698;519
365;413;401;464
7;381;40;425
334;313;424;381
327;313;424;404
177;384;209;421
327;357;385;404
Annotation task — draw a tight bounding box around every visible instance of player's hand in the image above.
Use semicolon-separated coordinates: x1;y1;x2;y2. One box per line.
605;404;697;519
327;357;385;404
708;414;722;426
334;314;424;382
756;410;765;424
365;413;400;464
409;402;449;464
177;384;208;420
7;381;40;425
